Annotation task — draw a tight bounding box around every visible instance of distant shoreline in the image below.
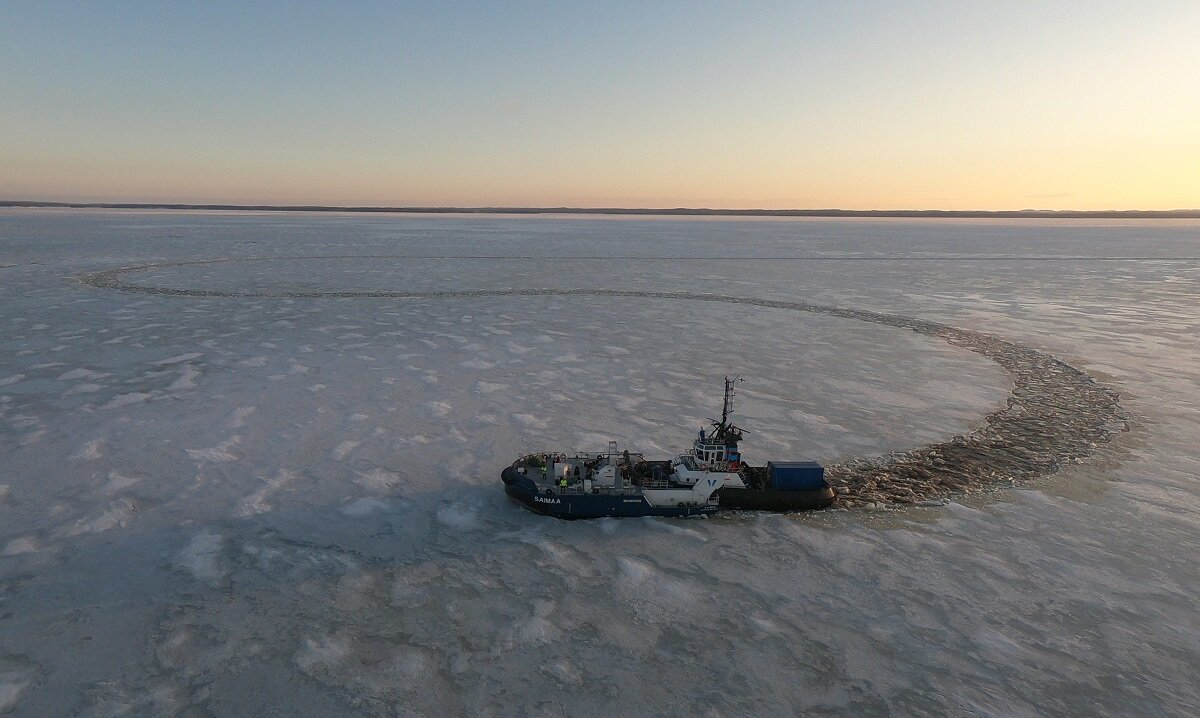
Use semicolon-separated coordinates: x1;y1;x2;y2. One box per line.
2;200;1198;219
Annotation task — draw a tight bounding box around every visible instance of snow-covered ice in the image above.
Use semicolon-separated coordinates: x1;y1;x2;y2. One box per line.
0;209;1198;716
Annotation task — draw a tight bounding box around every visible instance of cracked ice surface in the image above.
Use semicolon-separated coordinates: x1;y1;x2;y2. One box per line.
0;210;1198;716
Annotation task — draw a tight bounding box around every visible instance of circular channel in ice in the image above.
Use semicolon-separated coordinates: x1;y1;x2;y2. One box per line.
80;256;1129;506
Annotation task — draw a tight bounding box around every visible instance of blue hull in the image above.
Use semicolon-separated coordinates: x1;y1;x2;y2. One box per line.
716;486;836;511
502;468;716;520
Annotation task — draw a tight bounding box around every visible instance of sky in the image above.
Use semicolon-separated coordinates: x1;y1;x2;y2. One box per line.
1;1;1198;210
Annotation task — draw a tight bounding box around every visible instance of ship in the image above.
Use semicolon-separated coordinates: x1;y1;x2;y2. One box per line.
501;377;836;519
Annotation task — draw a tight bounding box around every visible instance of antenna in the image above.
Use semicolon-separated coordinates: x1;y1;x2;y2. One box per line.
720;375;744;425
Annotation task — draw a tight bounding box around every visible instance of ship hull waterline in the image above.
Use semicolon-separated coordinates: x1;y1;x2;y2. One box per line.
502;468;836;519
715;486;836;511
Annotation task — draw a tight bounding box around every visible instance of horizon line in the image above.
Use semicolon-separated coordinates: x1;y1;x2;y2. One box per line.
3;200;1199;219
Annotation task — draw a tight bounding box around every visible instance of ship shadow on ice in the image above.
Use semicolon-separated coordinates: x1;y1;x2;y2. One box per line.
0;480;839;716
4;479;738;610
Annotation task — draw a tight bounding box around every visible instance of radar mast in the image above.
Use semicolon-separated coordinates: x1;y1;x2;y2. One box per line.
711;375;745;445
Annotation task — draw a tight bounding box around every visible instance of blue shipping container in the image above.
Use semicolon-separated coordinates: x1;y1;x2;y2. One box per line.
767;461;827;491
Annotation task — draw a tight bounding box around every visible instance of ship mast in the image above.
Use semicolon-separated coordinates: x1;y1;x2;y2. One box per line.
712;375;745;444
720;375;739;425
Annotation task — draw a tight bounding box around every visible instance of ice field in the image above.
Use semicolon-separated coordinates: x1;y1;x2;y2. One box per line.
1;210;1198;716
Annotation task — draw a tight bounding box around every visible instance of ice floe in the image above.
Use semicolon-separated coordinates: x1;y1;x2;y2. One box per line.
178;531;224;583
